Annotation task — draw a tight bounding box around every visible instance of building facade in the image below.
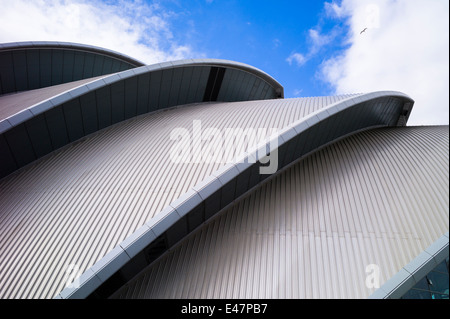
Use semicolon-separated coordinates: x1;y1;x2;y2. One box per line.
0;42;448;299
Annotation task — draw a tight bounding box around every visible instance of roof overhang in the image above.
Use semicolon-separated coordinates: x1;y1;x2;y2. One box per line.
0;58;285;179
0;41;145;95
56;91;415;298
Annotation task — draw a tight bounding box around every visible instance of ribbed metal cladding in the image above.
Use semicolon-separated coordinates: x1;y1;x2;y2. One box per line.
0;95;357;299
0;42;143;95
111;126;449;299
0;59;287;179
0;76;106;121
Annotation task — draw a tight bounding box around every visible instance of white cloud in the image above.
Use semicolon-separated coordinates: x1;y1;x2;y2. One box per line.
0;0;199;65
320;0;449;125
324;0;347;19
272;38;281;48
286;52;307;67
308;28;335;54
287;26;338;68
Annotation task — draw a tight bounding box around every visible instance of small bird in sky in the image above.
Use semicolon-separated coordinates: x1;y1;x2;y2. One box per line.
360;28;368;34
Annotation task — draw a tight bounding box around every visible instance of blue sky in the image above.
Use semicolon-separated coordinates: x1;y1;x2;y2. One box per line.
158;0;348;99
0;0;448;125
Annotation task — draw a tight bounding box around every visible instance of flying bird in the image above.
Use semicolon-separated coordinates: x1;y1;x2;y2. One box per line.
360;28;368;34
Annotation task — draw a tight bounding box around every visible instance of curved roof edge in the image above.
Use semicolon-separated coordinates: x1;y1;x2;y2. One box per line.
0;58;284;133
55;91;415;299
0;41;146;67
179;59;284;98
0;58;284;180
369;232;449;299
0;41;146;95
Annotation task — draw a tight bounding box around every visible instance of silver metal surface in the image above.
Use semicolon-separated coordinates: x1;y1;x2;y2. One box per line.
0;77;105;121
0;41;144;95
59;91;414;299
1;44;441;300
0;94;357;298
111;126;449;299
369;232;449;299
0;59;286;178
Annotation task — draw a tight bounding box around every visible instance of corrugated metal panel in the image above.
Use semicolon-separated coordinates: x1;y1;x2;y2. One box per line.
111;126;449;299
0;76;105;121
1;59;290;179
0;95;357;299
0;41;144;95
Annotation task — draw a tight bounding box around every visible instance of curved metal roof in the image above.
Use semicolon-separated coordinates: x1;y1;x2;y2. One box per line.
370;232;449;299
0;76;106;121
1;94;357;299
0;46;432;299
0;91;412;299
0;58;284;179
109;125;449;299
0;41;145;95
56;91;414;298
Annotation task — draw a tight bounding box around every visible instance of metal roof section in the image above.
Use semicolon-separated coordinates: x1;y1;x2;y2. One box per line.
0;76;106;121
0;58;285;179
55;91;415;299
0;44;432;299
369;232;449;299
0;92;412;299
0;95;357;299
110;126;449;299
0;41;145;95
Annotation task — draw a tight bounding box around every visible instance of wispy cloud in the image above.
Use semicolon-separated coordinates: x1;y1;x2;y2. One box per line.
324;0;347;18
272;38;281;49
308;28;336;54
0;0;200;64
319;0;449;125
286;53;307;67
286;26;338;67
